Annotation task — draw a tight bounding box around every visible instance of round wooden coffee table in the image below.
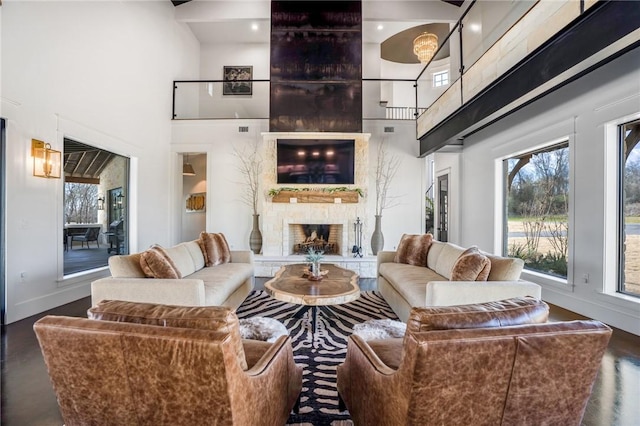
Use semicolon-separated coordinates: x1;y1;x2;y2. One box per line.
265;263;360;333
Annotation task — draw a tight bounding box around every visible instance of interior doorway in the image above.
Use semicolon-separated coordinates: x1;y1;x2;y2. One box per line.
181;153;207;242
437;173;449;242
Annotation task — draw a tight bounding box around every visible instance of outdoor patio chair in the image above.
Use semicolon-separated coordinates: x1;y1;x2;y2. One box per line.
71;227;100;249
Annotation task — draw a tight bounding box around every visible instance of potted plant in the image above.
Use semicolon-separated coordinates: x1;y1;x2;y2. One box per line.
305;247;324;280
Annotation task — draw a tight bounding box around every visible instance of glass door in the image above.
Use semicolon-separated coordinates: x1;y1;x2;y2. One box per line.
437;174;449;242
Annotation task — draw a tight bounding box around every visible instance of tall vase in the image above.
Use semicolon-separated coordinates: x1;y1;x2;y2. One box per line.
249;214;263;254
371;215;384;255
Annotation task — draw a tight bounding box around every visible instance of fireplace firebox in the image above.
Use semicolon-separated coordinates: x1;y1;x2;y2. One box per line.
289;224;342;255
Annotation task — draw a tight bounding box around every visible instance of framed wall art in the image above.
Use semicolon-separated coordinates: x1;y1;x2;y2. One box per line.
186;192;206;212
223;66;253;95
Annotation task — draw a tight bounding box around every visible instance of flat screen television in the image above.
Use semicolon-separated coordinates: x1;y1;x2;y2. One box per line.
276;139;355;184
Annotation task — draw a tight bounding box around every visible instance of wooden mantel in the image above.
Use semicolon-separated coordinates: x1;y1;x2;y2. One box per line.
271;190;360;204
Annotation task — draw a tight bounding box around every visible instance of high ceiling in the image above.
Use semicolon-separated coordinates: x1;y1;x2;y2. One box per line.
171;0;466;70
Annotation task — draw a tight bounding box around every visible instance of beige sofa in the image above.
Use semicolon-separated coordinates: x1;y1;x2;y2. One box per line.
378;241;542;321
91;240;254;309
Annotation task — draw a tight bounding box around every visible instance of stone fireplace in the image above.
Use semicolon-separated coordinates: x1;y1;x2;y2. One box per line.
260;132;371;257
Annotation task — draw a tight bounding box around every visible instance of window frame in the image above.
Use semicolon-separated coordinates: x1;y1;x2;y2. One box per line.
432;70;449;88
616;118;640;298
502;139;571;282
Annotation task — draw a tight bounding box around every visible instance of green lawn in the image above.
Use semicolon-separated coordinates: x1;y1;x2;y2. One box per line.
626;216;640;224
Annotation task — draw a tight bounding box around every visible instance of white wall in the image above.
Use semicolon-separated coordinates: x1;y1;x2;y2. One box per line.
364;121;425;250
171;119;425;254
0;1;200;323
196;43;270;119
456;48;640;335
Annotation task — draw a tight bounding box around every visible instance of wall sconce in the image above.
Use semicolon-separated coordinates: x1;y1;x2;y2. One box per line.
116;193;124;210
183;154;196;176
97;196;105;210
32;139;61;179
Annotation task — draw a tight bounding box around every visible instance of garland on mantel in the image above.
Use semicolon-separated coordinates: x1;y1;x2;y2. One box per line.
267;187;364;198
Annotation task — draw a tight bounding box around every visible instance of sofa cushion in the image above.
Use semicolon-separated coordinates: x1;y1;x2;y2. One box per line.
405;297;549;337
200;232;231;267
394;233;433;267
450;246;491;281
485;254;525;281
183;240;206;271
379;262;446;307
189;263;254;306
87;300;248;370
139;246;181;279
108;253;146;278
163;243;197;277
430;242;466;279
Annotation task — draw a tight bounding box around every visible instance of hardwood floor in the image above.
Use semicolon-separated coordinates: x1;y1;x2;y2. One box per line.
1;294;638;425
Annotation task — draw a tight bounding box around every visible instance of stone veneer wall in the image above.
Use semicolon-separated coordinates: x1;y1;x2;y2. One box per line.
260;132;370;256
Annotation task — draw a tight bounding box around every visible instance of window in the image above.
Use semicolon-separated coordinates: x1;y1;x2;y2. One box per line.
504;141;569;278
618;119;640;297
64;139;129;276
433;70;449;88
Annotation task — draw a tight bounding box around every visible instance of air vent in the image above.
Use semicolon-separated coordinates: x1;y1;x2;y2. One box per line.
238;126;249;133
384;127;395;133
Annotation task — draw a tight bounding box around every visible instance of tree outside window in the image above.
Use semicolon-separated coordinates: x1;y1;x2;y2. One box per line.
504;141;569;278
64;183;98;224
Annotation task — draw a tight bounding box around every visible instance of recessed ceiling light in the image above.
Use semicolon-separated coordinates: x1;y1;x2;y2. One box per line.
251;23;259;31
312;151;320;157
377;24;384;31
469;23;481;33
298;150;305;156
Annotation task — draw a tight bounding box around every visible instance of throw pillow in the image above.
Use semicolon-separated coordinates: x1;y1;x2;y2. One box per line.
199;232;231;267
353;319;407;341
238;317;288;343
450;246;491;281
139;245;181;279
88;300;248;370
405;296;549;337
393;233;433;267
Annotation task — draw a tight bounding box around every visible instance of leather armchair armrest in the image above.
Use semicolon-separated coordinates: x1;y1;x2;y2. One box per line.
229;336;302;425
337;334;407;425
347;335;397;376
244;335;292;376
425;280;542;306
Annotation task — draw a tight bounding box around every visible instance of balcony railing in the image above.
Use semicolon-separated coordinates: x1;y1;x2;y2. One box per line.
173;78;423;121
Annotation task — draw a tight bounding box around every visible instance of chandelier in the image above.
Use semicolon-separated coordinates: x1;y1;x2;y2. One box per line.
413;32;439;64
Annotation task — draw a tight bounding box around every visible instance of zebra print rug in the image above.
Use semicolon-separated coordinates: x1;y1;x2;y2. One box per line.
236;290;399;426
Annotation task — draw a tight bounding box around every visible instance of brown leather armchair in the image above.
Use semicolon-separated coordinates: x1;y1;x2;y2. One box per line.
337;298;612;426
35;305;302;426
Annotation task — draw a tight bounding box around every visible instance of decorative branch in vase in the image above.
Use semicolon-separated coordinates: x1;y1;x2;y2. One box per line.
371;139;401;255
234;141;263;254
